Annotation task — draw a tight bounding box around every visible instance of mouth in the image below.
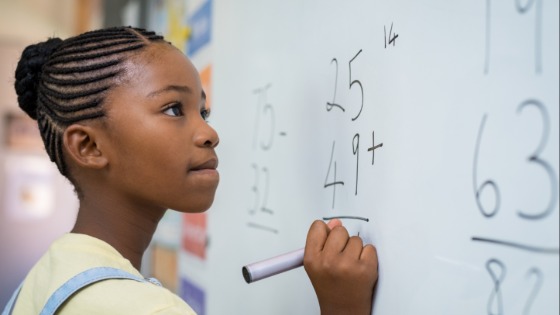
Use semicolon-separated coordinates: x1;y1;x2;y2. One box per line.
190;157;219;171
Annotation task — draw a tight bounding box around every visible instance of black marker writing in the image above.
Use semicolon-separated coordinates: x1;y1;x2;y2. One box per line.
486;258;506;315
516;100;557;220
472;237;560;255
324;141;344;209
323;216;369;222
247;222;279;234
484;0;542;74
368;131;383;165
384;22;399;48
473;114;501;217
523;267;543;315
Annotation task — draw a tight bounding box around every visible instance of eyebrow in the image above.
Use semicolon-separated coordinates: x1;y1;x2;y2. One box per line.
146;85;192;98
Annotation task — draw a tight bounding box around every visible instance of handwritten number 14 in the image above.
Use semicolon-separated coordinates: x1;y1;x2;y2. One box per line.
384;22;399;48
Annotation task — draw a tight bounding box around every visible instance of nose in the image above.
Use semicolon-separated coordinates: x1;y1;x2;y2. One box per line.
195;121;219;148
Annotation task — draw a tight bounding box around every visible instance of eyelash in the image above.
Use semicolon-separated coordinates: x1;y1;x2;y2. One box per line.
201;108;210;121
163;103;184;117
163;103;210;121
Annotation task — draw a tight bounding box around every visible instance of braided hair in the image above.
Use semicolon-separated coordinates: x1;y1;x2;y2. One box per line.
14;26;167;179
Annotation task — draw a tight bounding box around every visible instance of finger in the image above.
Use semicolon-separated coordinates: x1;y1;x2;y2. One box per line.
343;236;364;260
360;244;378;265
326;219;342;230
323;226;350;253
305;220;330;255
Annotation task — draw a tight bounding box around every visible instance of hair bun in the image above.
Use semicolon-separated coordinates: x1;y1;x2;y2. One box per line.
14;37;63;120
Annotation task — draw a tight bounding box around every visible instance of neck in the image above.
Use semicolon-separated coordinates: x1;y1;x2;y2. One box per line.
71;194;166;271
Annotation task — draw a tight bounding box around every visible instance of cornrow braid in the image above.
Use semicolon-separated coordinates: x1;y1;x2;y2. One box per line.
14;26;167;179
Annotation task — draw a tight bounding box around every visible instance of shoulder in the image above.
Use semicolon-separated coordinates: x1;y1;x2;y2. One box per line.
58;277;196;315
13;234;196;314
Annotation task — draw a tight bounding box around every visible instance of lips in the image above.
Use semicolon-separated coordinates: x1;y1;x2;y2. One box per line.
191;158;219;171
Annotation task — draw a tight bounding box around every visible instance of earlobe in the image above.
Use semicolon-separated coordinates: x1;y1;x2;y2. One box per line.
63;124;108;169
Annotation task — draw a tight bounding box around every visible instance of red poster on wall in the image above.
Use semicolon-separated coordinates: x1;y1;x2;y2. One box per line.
182;212;207;260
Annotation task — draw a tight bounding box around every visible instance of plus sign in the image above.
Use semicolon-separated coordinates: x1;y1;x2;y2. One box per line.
367;131;383;165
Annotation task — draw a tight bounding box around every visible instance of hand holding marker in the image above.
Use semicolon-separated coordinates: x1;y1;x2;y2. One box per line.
242;216;370;283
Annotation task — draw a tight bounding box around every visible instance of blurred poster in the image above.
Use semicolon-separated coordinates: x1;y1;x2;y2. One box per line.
187;0;211;56
4;114;43;151
180;276;206;315
151;244;179;292
153;210;182;248
182;212;207;260
3;155;55;220
148;0;191;53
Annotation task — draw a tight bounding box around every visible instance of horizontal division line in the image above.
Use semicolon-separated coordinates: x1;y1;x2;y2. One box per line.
472;236;559;255
323;216;370;222
247;222;278;234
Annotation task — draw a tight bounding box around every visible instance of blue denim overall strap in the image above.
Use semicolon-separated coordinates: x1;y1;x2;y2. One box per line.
2;267;162;315
1;282;24;315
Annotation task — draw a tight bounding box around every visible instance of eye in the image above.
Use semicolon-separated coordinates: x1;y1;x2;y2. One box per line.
200;108;211;121
163;103;184;117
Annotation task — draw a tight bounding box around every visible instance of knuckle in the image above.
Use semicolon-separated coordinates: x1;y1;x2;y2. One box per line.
303;253;318;269
311;220;326;230
349;235;363;246
364;244;378;257
331;226;349;238
357;260;377;277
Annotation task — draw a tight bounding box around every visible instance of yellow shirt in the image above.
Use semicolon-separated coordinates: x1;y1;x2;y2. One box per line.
11;233;196;314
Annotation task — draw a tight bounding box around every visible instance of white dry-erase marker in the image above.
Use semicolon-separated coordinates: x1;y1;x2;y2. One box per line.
242;216;370;284
242;248;305;283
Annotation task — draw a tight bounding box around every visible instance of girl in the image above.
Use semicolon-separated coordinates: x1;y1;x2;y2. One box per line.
4;26;378;315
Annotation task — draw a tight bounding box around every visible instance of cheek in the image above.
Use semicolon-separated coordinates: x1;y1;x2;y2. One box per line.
108;122;187;178
128;135;187;175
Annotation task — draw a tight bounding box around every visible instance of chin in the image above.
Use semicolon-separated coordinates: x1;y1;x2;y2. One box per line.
172;196;216;214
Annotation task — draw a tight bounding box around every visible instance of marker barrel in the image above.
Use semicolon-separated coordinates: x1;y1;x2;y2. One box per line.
242;248;305;283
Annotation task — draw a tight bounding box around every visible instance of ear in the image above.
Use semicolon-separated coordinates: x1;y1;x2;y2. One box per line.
63;124;108;169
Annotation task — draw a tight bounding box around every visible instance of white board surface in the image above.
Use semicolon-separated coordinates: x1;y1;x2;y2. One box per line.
203;1;559;314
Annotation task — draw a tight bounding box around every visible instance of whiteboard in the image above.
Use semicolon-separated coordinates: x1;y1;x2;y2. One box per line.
186;1;559;314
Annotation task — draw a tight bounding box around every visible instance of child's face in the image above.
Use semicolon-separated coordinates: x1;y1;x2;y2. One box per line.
96;43;219;213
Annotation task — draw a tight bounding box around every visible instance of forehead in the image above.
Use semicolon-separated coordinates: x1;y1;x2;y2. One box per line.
120;43;201;94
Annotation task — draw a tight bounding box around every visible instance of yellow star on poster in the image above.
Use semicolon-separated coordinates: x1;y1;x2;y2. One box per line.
166;0;191;53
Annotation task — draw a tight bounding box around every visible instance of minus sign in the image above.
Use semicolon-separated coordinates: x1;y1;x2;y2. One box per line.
279;132;287;136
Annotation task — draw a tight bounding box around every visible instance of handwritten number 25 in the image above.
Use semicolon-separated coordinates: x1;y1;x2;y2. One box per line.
326;49;364;121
